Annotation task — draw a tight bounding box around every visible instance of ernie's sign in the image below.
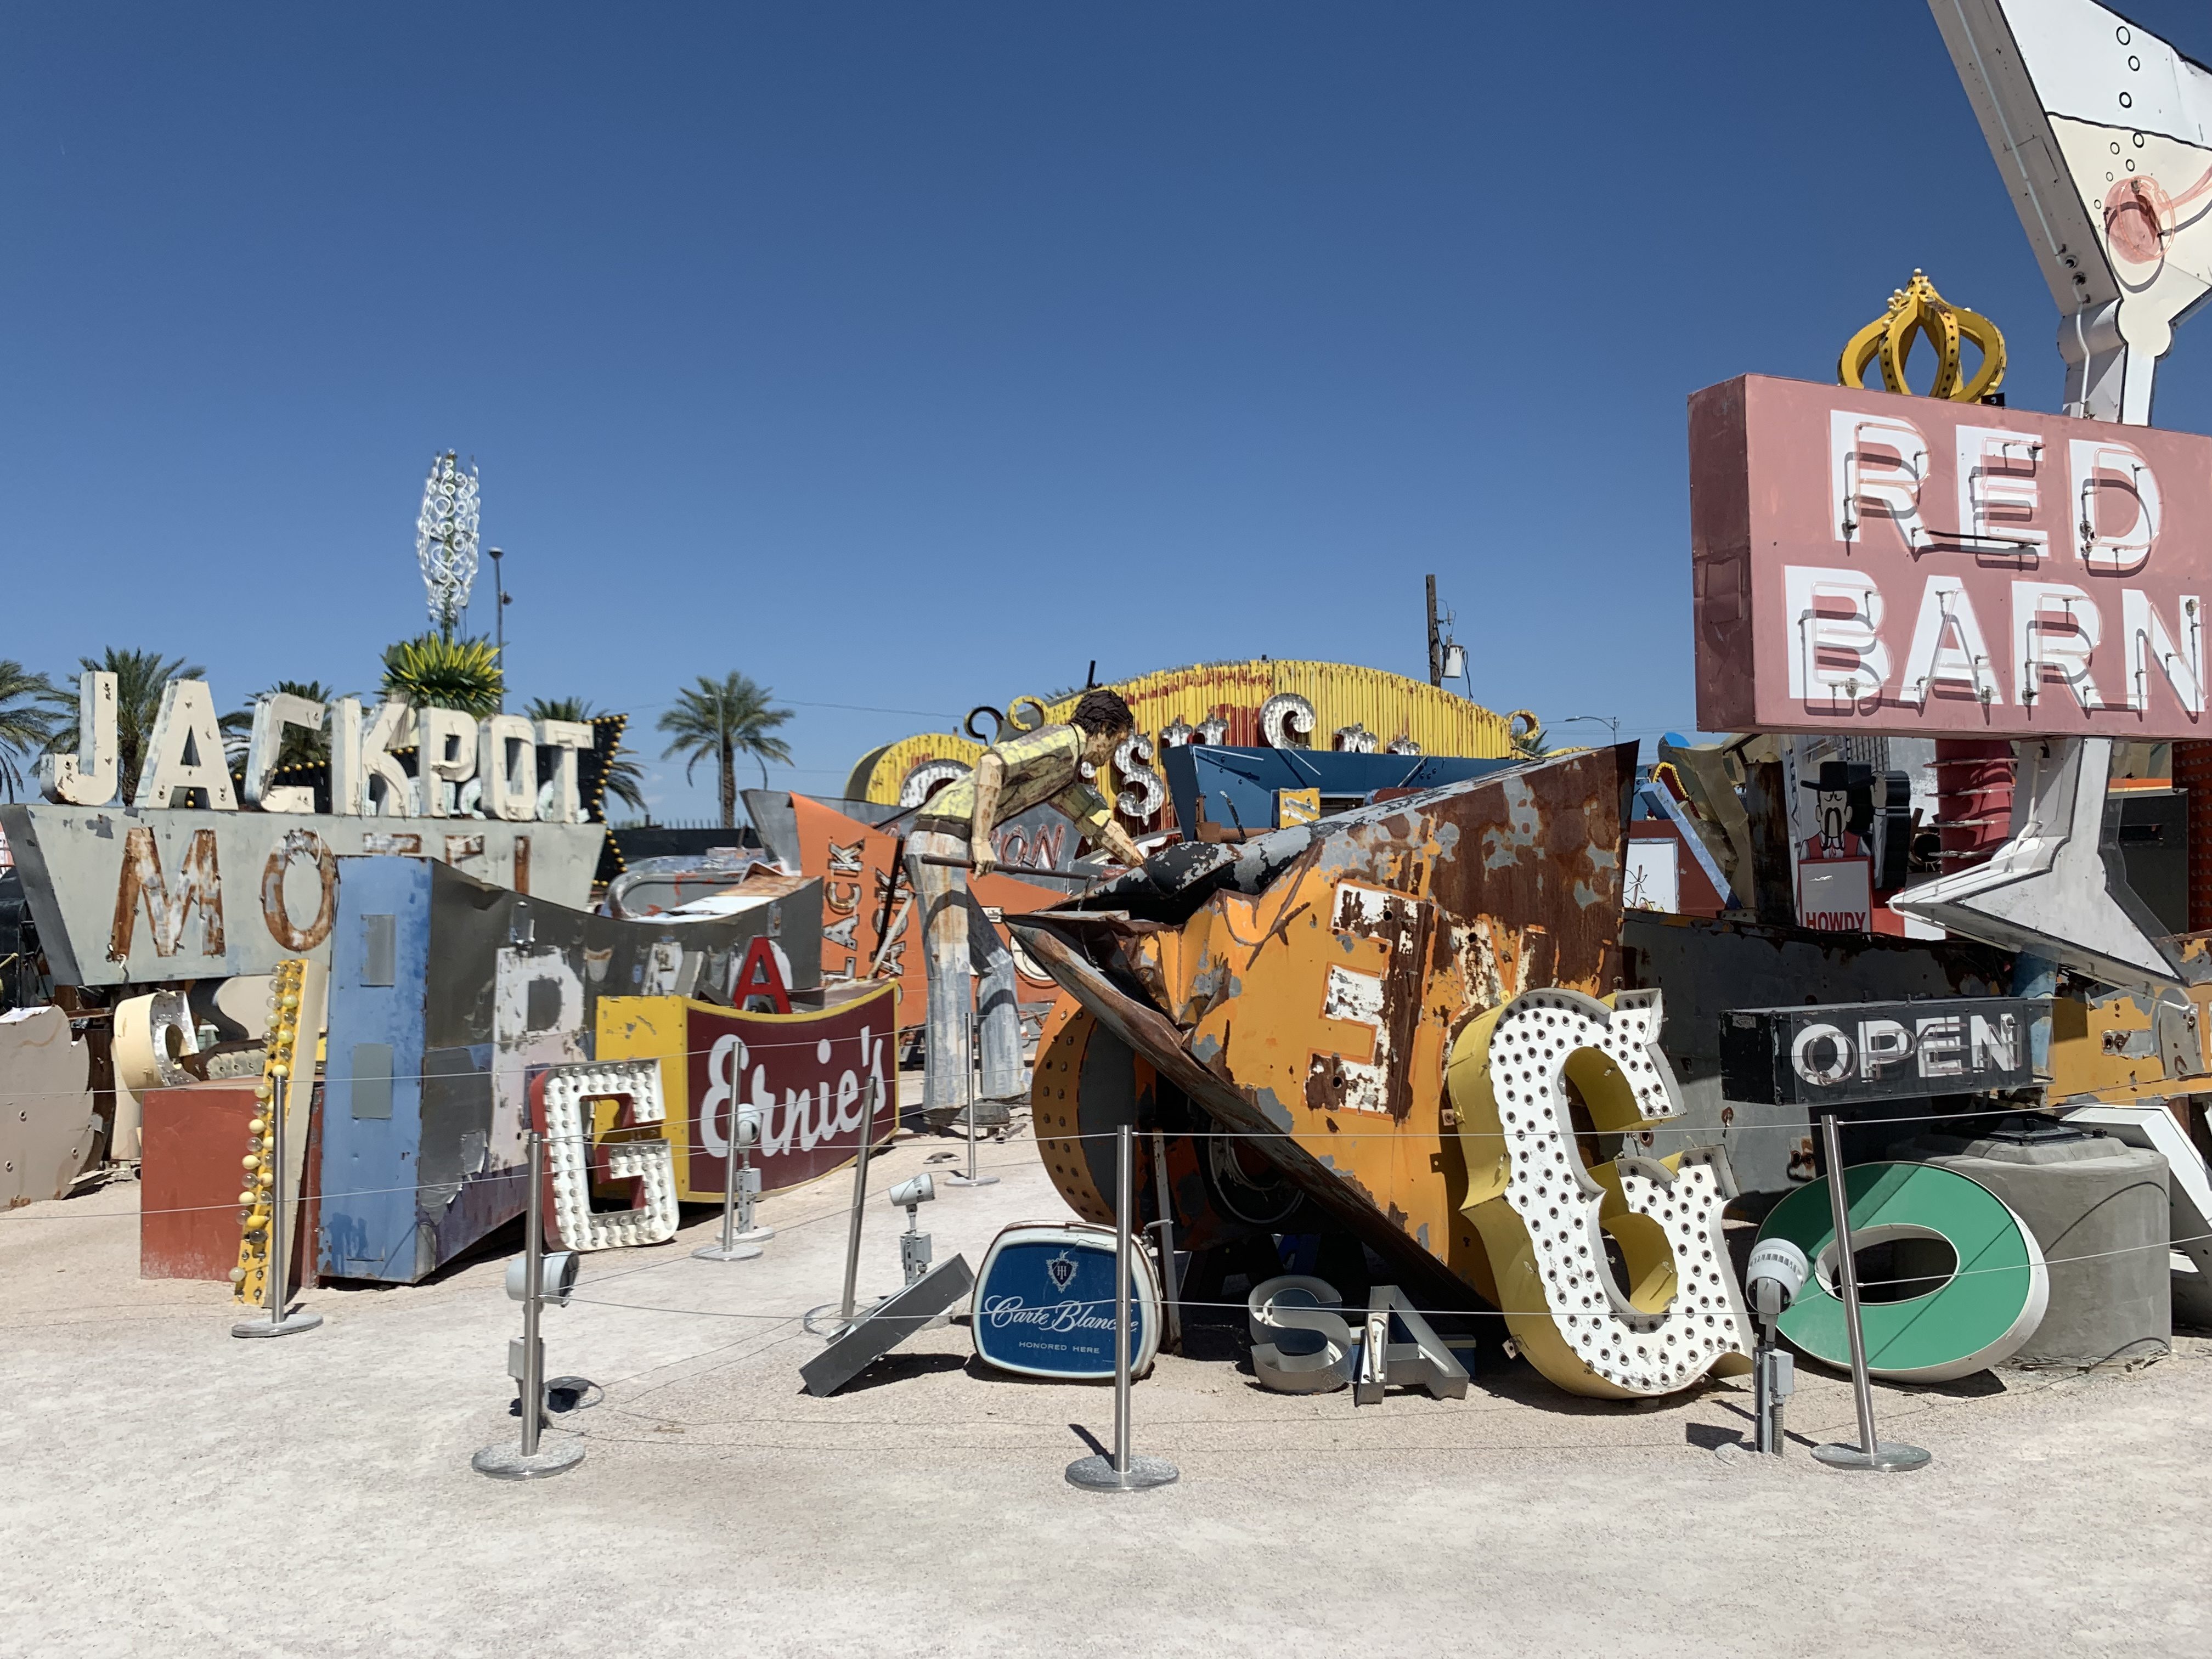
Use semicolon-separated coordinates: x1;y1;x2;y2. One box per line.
1691;375;2211;738
595;983;899;1202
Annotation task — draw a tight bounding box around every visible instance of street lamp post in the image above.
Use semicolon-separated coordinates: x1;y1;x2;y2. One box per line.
488;547;510;711
1552;714;1622;745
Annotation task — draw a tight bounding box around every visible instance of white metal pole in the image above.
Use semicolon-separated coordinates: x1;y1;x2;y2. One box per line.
521;1130;546;1458
1065;1124;1177;1491
1812;1112;1929;1473
1113;1122;1132;1475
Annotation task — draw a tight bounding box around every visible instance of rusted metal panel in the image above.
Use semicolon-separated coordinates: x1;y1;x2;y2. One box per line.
1616;910;2010;1190
847;660;1526;827
318;855;818;1283
0;803;602;986
0;1007;100;1208
1013;743;1639;1304
786;793;1066;1024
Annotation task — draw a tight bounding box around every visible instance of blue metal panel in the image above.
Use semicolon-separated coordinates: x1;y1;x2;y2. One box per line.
1160;746;1517;838
319;857;435;1283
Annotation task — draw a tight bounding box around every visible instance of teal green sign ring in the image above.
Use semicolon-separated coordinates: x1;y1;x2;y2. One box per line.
1756;1161;2049;1383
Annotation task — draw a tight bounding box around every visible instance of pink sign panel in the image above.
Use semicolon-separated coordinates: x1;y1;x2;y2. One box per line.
1691;374;2212;738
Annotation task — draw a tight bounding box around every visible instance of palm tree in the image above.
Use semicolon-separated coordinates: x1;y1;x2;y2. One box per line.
381;632;502;716
0;660;61;800
527;696;648;815
657;673;793;829
47;648;212;803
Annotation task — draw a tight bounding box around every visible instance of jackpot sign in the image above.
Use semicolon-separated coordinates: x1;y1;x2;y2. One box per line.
1691;375;2212;738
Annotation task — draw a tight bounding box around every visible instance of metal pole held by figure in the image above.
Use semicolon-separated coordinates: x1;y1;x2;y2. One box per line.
1812;1112;1929;1473
1066;1125;1178;1492
232;1074;321;1339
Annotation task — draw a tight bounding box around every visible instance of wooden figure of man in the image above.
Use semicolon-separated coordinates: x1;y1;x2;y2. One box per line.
905;689;1147;1128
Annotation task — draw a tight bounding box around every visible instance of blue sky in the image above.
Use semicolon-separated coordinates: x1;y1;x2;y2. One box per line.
7;1;2211;819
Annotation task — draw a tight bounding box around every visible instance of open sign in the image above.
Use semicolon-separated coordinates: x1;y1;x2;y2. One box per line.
1719;997;2049;1106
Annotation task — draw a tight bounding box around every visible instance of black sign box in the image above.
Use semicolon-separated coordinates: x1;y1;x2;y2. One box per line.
1719;997;2047;1107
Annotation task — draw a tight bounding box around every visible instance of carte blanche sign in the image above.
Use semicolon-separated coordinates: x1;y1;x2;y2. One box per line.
0;673;605;985
969;1222;1161;1380
1691;375;2212;738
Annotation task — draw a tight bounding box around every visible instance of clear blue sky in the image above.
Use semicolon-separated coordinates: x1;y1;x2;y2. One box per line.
7;2;2210;819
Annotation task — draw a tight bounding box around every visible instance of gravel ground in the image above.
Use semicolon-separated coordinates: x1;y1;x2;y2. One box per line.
2;1101;2206;1659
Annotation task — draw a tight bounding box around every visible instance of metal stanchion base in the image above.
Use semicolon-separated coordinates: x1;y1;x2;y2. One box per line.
943;1171;999;1187
803;1297;884;1338
1065;1453;1179;1491
231;1311;323;1339
472;1440;585;1480
692;1242;764;1262
1813;1440;1932;1472
733;1225;775;1244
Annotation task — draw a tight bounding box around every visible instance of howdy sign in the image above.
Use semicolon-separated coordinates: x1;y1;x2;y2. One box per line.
596;984;899;1201
1691;375;2211;737
1718;996;2047;1107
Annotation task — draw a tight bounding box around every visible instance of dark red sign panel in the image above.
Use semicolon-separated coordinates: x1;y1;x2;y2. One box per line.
1692;374;2212;738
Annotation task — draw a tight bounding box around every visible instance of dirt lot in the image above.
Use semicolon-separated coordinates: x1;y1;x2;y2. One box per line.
2;1114;2206;1659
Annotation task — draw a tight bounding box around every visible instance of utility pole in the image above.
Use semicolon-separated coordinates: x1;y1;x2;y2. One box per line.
489;547;510;711
1425;575;1442;688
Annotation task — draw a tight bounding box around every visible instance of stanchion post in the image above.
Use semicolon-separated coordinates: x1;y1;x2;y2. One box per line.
1812;1112;1929;1473
694;1094;763;1263
946;1004;997;1188
1066;1125;1178;1492
808;1074;881;1335
232;1073;321;1339
474;1130;584;1479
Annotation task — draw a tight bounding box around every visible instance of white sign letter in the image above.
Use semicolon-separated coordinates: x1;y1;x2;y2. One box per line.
1832;410;1930;549
2013;582;2105;714
135;680;238;811
1900;575;2002;707
2120;589;2203;716
2071;439;2161;574
1955;425;2045;557
40;670;117;806
1785;566;1891;702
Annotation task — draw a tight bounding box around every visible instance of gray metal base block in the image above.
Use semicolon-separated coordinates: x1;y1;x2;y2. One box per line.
1814;1440;1932;1472
231;1310;323;1339
943;1171;999;1187
1065;1453;1180;1491
692;1242;763;1262
799;1254;974;1397
471;1439;586;1480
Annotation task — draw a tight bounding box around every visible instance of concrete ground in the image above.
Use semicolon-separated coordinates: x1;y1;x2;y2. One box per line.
1;1094;2207;1659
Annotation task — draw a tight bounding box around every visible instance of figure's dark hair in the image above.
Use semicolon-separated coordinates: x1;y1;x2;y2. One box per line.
1069;689;1136;737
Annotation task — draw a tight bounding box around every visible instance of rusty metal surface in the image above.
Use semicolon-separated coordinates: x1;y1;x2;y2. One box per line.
0;1007;100;1208
1013;743;1638;1303
0;803;603;986
1617;911;2011;1190
1032;998;1317;1246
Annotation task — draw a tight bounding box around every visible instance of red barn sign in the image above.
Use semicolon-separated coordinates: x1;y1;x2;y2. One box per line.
1691;374;2212;738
